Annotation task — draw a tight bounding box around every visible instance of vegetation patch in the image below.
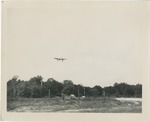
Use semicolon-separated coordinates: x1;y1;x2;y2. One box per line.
8;97;142;113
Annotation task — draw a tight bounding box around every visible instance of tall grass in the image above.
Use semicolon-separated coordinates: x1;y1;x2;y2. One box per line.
7;97;142;113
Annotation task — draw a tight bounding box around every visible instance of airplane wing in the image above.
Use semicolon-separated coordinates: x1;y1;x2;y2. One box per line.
53;57;67;61
54;58;59;61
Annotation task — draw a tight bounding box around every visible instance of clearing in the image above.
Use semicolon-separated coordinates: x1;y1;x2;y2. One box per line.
7;97;142;113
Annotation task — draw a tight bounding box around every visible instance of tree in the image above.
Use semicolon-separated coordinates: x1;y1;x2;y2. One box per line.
15;80;26;97
113;82;128;97
125;85;135;97
103;86;116;97
91;88;98;98
62;80;75;95
63;80;73;86
28;76;43;98
7;76;142;98
93;85;103;96
134;84;142;98
22;81;32;98
61;85;75;95
50;79;63;96
7;75;19;101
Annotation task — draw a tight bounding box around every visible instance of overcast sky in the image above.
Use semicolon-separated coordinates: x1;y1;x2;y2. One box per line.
4;1;149;87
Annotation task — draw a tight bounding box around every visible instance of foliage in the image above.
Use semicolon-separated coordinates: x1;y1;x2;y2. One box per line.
7;76;142;99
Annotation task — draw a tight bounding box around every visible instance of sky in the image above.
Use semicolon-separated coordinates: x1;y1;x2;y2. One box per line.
3;1;149;87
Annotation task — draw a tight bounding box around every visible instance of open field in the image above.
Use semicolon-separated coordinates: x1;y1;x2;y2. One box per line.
7;97;142;113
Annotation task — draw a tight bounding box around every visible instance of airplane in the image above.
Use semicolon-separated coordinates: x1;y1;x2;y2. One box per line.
54;58;67;62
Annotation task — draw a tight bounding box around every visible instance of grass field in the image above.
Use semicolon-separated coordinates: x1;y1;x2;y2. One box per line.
7;97;142;113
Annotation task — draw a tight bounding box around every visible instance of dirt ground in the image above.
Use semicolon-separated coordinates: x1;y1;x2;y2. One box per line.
7;97;142;113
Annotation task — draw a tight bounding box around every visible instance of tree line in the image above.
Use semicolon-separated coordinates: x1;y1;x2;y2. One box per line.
7;75;142;101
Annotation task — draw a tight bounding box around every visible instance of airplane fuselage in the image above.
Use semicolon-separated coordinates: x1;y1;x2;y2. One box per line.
54;58;66;61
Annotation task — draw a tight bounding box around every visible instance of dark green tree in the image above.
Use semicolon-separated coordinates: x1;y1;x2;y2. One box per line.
93;85;103;96
62;80;75;95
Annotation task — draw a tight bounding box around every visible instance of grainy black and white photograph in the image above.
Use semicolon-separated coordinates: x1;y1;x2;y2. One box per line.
2;1;150;117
